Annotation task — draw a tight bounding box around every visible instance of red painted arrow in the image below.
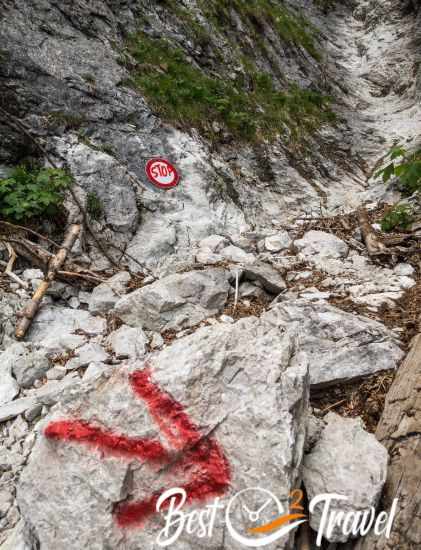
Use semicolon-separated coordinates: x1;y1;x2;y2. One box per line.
45;368;231;528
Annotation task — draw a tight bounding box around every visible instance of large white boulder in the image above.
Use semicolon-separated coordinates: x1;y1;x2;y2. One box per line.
113;268;231;331
303;413;388;543
294;230;349;260
17;310;309;550
269;299;404;387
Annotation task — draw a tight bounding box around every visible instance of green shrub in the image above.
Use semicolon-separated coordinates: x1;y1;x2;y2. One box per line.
0;166;71;222
86;191;103;221
376;145;421;195
125;33;334;142
380;204;414;232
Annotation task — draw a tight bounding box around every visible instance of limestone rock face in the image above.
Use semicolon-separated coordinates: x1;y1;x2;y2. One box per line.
243;263;287;294
26;306;106;353
293;232;416;310
113;268;231;331
0;292;25;351
294;231;349;260
0;346;20;406
17;312;309;550
267;299;404;387
8;343;50;388
88;272;131;315
106;325;148;360
264;232;292;253
65;144;139;233
303;413;389;543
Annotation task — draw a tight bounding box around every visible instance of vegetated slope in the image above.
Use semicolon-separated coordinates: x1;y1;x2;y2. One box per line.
1;2;421;549
0;0;397;274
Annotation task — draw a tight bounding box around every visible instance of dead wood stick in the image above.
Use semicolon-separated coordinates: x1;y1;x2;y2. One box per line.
57;271;124;297
3;243;29;289
15;224;81;339
358;207;387;256
57;270;107;284
0;236;116;287
0;237;53;268
0;220;61;249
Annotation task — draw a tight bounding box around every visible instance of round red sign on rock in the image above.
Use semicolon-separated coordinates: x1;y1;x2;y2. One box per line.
145;158;180;189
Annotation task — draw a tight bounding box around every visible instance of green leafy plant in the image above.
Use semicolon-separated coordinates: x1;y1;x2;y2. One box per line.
86;191;103;221
376;145;421;195
124;33;334;142
0;166;72;222
380;204;414;232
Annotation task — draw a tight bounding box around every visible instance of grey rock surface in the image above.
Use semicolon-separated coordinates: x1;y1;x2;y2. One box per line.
2;0;421;547
239;281;266;299
65;144;139;233
0;374;81;423
267;299;404;387
294;231;349;260
0;520;31;550
220;245;256;264
291;233;416;310
265;232;292;253
243;263;287;294
65;343;109;370
106;325;148;360
26;306;106;352
304;414;325;453
17;311;309;550
0;293;24;351
303;413;388;543
114;268;231;331
0;398;39;424
88;272;131;315
0;348;20;406
7;344;50;389
198;235;229;253
21;270;44;283
195;248;224;265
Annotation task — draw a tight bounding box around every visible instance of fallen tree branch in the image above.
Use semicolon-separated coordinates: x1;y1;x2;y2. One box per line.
0;235;121;288
358;207;388;256
15;224;81;339
57;270;107;284
3;243;29;289
0;220;61;249
0;236;53;268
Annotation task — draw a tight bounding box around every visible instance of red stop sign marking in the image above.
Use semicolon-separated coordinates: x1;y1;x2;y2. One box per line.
145;158;180;189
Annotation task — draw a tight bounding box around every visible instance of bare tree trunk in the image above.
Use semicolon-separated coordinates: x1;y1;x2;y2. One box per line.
355;334;421;550
15;224;81;340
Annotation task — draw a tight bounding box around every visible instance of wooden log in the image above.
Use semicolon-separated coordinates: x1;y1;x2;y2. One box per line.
358;207;387;256
355;334;421;550
15;224;81;339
